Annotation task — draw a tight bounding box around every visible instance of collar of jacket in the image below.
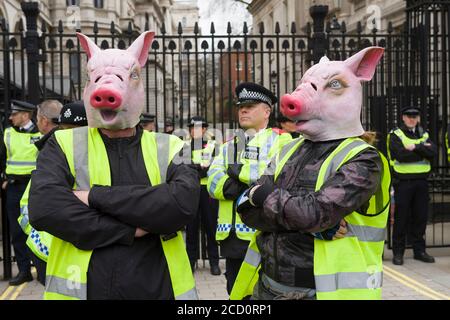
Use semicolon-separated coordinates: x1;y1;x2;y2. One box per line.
399;124;424;139
35;126;60;151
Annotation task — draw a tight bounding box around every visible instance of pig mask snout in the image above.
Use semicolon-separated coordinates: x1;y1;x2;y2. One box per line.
280;94;303;120
90;88;123;110
280;82;318;120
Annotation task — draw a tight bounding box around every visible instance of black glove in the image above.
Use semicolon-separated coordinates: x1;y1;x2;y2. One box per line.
236;188;253;213
251;180;276;207
227;164;243;181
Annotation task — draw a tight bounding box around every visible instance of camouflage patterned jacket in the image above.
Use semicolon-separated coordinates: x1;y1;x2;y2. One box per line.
239;139;382;288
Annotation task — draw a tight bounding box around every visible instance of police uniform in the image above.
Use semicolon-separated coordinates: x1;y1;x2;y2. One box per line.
139;113;156;132
0;100;41;285
207;83;292;294
18;100;88;286
185;116;221;275
387;106;437;265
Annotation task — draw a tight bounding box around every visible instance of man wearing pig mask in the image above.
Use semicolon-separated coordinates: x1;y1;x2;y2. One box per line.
28;31;200;300
233;47;391;300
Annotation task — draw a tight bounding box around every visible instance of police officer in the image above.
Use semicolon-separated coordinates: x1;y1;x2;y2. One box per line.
207;82;292;294
58;100;88;129
18;100;87;286
139;113;156;132
276;113;301;138
388;106;437;265
0;100;41;285
185;116;221;275
164;117;175;134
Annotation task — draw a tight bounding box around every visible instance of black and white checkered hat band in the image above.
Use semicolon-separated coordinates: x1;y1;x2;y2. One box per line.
239;89;272;105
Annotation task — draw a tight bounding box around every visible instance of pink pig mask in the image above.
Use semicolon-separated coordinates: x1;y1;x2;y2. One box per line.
280;47;385;142
76;31;155;130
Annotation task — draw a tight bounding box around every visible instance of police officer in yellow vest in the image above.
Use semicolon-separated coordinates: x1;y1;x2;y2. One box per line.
18;100;63;286
185;116;221;276
0;100;41;286
18;100;87;286
387;106;437;265
27;31;199;300
207;82;292;295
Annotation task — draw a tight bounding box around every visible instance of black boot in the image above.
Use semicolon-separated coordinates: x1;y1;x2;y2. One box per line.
9;272;33;286
210;263;222;276
190;260;197;273
414;252;435;263
392;254;404;265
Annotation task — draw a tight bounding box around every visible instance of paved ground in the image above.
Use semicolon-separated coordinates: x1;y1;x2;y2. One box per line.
1;246;450;300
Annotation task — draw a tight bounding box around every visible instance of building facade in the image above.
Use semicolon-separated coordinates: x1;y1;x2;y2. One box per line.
0;0;200;129
246;0;407;92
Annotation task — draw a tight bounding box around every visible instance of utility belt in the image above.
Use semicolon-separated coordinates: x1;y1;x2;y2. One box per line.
262;260;316;289
6;175;31;185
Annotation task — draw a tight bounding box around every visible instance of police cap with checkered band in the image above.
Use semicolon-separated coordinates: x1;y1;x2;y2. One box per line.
235;82;277;108
58;100;88;126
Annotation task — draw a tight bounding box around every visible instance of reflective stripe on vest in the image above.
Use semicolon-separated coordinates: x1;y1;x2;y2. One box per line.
46;127;197;300
315;271;383;292
4;127;40;175
388;129;431;174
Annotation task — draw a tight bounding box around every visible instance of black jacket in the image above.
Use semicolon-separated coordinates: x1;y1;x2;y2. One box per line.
29;126;200;299
240;139;382;288
388;124;437;181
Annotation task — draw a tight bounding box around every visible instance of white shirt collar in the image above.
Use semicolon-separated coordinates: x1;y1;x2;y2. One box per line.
21;120;33;131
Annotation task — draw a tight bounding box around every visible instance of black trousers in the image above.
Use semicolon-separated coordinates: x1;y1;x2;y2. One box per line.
225;257;244;295
6;182;31;273
185;186;219;266
30;252;46;286
392;179;429;256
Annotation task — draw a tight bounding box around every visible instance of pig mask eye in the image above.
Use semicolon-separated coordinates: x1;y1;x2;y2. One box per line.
329;79;343;90
130;70;140;80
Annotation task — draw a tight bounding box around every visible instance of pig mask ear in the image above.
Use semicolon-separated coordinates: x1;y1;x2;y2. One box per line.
127;31;155;68
345;46;385;82
76;32;101;60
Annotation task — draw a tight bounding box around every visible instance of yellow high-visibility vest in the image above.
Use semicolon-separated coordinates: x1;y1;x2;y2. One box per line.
4;127;41;175
387;128;431;174
43;127;197;300
18;181;53;262
231;137;390;300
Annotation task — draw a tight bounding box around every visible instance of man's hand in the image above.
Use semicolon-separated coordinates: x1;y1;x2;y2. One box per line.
135;228;149;238
332;220;348;240
2;180;8;190
73;190;90;206
405;144;416;151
